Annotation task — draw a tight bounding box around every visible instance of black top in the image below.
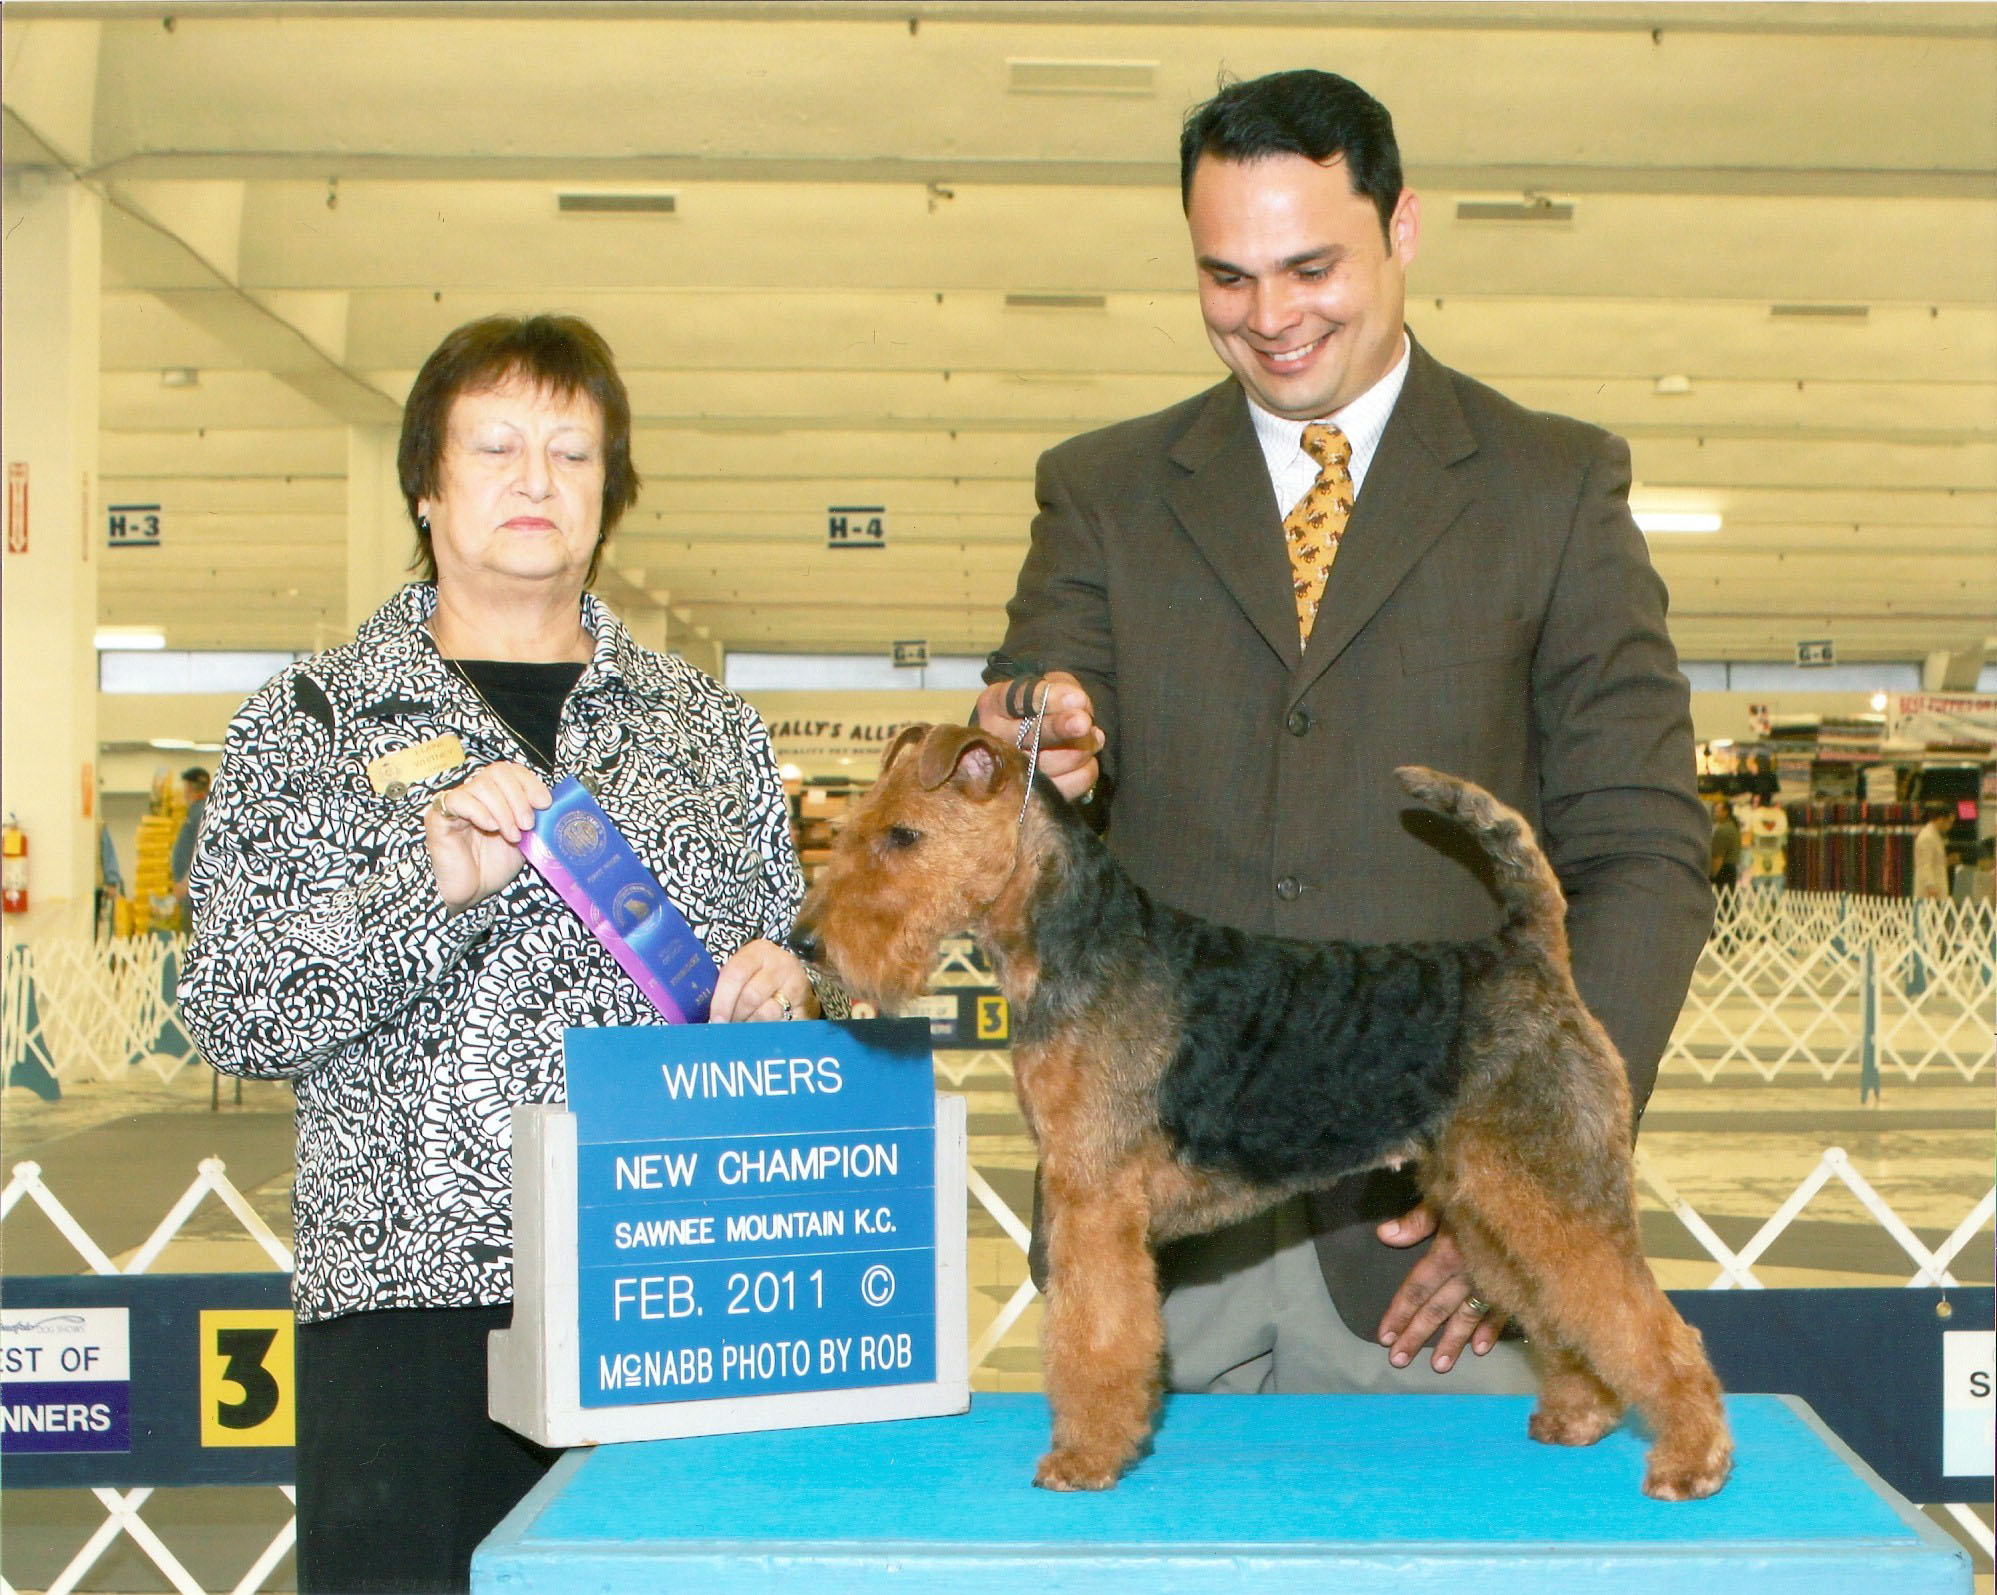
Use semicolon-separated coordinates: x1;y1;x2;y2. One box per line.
456;659;586;771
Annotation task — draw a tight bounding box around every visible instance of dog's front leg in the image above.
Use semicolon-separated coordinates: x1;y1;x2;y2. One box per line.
1034;1158;1162;1491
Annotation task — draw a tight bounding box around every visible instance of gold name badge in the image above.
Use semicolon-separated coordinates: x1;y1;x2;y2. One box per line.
366;733;467;796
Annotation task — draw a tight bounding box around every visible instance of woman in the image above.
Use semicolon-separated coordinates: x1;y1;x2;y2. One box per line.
180;314;829;1592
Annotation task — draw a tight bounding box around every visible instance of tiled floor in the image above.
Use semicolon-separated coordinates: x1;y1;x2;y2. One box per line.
4;1046;1991;1591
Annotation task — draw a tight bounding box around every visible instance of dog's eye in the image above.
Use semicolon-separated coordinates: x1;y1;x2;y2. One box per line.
884;825;922;850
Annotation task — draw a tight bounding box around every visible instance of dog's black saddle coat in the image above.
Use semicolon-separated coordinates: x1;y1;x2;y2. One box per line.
1157;929;1500;1184
1019;779;1503;1187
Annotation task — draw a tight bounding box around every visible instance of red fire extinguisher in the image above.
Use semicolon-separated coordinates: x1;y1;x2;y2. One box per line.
2;813;27;914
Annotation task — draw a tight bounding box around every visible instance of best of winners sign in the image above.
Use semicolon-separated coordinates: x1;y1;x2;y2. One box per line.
488;1019;968;1446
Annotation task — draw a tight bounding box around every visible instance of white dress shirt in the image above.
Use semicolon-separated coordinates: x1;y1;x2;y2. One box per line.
1248;331;1412;518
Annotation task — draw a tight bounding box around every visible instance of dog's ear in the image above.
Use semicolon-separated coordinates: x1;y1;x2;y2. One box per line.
914;724;1008;800
881;724;931;776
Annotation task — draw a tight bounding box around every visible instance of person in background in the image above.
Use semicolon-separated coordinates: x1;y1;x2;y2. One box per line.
180;314;833;1593
1745;795;1789;892
977;69;1710;1398
1913;805;1953;900
1710;800;1742;892
168;766;209;892
95;818;125;940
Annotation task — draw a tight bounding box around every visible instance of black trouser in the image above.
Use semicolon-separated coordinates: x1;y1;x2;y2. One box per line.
295;1305;558;1593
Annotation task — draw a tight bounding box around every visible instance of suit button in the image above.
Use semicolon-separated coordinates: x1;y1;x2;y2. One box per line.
1285;708;1311;737
1276;876;1303;901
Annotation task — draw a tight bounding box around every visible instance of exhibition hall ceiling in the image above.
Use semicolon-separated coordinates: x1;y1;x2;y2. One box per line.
5;2;1995;664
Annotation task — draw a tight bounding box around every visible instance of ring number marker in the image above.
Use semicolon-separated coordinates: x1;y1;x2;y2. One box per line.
199;1310;295;1447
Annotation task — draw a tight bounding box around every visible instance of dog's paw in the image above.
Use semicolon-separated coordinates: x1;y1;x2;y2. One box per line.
1527;1404;1620;1448
1034;1447;1123;1492
1641;1437;1733;1501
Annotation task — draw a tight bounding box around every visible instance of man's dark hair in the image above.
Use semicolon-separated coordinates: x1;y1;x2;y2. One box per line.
1179;69;1403;239
397;314;640;586
181;767;211;792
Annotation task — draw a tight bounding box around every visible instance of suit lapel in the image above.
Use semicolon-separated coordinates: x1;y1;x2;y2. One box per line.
1291;339;1479;705
1164;381;1301;671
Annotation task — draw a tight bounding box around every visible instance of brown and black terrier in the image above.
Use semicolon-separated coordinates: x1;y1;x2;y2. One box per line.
792;722;1731;1500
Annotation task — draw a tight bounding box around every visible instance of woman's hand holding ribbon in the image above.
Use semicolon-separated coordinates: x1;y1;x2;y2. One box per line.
424;761;551;914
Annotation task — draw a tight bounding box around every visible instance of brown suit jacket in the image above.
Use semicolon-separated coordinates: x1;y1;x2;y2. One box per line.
991;335;1714;1333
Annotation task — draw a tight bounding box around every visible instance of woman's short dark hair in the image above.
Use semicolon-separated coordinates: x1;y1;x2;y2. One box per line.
397;314;640;585
1179;70;1403;240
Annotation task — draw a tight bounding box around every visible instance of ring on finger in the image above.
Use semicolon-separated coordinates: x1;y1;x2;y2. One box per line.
775;993;793;1021
430;795;456;822
1462;1295;1492;1319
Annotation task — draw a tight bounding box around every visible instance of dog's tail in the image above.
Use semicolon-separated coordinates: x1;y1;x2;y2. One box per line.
1394;765;1567;952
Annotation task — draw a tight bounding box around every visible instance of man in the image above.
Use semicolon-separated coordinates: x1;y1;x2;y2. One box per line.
1710;802;1741;891
169;766;210;901
975;70;1712;1395
1913;806;1952;900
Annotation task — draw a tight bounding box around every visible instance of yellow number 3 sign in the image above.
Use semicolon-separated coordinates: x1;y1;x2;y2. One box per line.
199;1310;295;1447
975;994;1010;1042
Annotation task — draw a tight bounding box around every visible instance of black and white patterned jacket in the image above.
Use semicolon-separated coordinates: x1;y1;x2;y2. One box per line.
181;584;815;1323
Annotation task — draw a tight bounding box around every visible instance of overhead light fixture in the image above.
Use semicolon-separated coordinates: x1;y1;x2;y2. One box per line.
1654;374;1693;395
1870;692;1889;711
1004;292;1106;311
94;626;166;650
1633;512;1722;534
159;368;199;388
148;737;198;751
1006;59;1157;96
1455;195;1573;223
1770;303;1868;319
556;191;676;214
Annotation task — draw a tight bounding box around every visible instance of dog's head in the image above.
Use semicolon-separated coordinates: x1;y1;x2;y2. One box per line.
790;724;1029;1011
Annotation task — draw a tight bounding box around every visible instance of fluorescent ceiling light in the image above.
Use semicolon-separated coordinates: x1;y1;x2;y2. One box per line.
557;191;676;215
94;626;166;650
1634;512;1722;534
149;738;198;750
1456;197;1573;222
1004;292;1106;311
1006;59;1157;96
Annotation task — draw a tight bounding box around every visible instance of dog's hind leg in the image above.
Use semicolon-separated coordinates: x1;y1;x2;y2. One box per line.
1443;1148;1731;1500
1034;1157;1164;1491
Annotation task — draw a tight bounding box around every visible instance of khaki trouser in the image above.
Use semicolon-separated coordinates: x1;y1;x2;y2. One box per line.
1161;1196;1540;1395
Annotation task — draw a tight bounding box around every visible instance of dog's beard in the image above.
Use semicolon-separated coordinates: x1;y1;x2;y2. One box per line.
822;921;956;1015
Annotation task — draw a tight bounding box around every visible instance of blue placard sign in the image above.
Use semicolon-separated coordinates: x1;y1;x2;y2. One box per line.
566;1018;937;1408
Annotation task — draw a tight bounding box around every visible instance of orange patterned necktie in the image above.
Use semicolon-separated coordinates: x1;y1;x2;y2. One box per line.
1284;422;1353;646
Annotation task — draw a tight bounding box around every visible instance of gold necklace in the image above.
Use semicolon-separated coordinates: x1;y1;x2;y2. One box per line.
443;656;561;772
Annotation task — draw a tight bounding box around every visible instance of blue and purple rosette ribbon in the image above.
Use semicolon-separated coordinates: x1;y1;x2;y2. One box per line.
519;777;719;1024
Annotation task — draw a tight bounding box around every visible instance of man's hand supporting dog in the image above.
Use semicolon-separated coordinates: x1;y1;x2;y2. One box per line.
1376;1202;1507;1370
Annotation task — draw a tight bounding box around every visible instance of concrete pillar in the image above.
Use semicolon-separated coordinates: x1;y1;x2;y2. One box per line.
347;424;413;634
1;170;102;937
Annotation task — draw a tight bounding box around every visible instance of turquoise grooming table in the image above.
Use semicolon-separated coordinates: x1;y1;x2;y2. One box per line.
474;1393;1969;1593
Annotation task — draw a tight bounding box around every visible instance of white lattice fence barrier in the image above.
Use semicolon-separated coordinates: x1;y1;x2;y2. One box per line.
3;937;200;1089
1665;890;1995;1082
964;1148;1996;1367
1;1158;294;1595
